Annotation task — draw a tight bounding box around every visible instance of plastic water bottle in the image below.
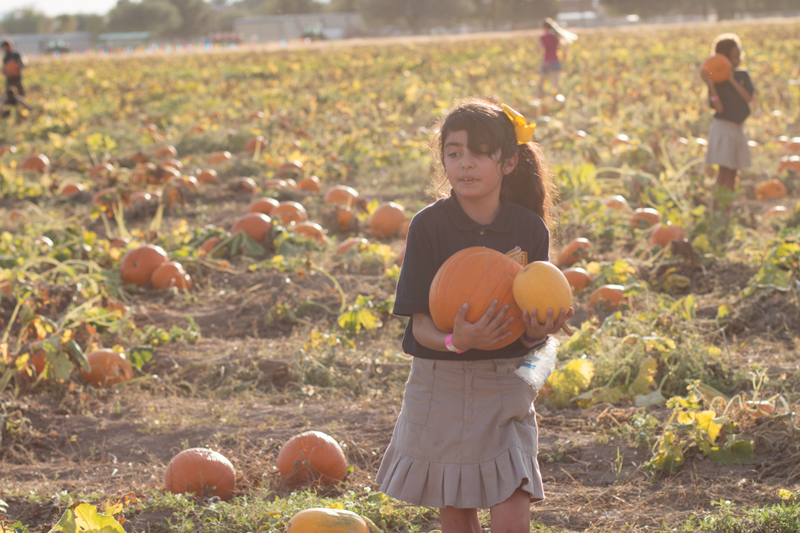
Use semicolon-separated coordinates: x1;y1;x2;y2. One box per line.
515;336;560;393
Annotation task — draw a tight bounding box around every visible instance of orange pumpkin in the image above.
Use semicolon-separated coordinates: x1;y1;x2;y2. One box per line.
762;205;789;220
755;179;787;200
130;191;152;205
165;448;236;501
196;169;218;184
276;160;304;179
370;202;406;238
155;145;178;159
589;285;625;308
80;349;134;388
273;201;308;225
556;238;592;267
0;144;17;156
785;137;800;153
336;237;368;254
248;197;280;216
230;177;258;193
287;509;371;533
513;262;572;323
151;261;193;290
263;178;294;191
649;223;684;248
199;236;222;255
0;277;13;297
296;176;321;192
429;247;525;350
562;267;592;292
89;162;115;179
778;155;800;173
246;136;268;153
21;154;50;173
209;151;232;165
702;54;732;83
602;195;629;211
61;182;85;195
120;245;168;287
324;185;361;208
162;158;183;172
630;208;660;229
109;238;129;249
292;222;326;244
232;213;272;242
277;431;348;488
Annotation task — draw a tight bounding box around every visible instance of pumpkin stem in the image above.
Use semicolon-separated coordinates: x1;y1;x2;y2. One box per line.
505;246;524;264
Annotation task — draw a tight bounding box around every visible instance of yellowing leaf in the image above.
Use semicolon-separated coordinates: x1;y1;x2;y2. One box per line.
48;502;126;533
629;357;658;395
695;410;723;445
546;359;594;408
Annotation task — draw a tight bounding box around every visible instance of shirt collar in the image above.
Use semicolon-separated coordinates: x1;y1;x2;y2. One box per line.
445;190;513;233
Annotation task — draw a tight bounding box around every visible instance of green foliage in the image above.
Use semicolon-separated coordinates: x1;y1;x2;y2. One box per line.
743;237;800;295
338;294;383;334
135;317;200;346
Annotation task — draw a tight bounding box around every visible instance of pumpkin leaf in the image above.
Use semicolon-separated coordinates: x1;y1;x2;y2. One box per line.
47;502;126;533
546;359;594;408
629;357;658;395
695;410;724;445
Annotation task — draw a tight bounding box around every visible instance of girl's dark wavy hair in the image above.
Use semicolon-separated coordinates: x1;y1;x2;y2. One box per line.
430;98;557;229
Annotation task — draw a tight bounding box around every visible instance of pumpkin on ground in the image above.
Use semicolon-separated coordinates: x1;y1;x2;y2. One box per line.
263;178;295;191
200;236;222;255
561;267;592;292
60;182;85;196
246;136;268;153
702;54;732;83
164;448;236;501
369;202;406;238
589;285;625;308
230;177;258;193
232;213;272;243
513;261;572;323
287;508;383;533
151;261;193;290
755;179;787;200
273;201;308;225
248;197;280;216
292;222;326;244
196;169;218;184
336;237;368;254
80;349;134;388
278;431;348;488
155;145;178;159
89;162;115;179
629;208;660;229
209;151;232;165
21;154;50;173
602;195;629;211
778;155;800;173
762;206;789;221
0;144;16;156
323;206;357;234
120;245;167;287
556;238;592;267
429;247;525;350
276;160;304;179
296;176;321;192
324;185;367;210
649;223;685;248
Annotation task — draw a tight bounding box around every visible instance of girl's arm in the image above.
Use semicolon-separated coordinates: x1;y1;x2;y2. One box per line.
700;69;724;113
727;72;753;104
412;299;515;352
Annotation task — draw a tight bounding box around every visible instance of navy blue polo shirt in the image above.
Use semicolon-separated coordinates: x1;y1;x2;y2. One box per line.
711;70;754;124
393;191;550;361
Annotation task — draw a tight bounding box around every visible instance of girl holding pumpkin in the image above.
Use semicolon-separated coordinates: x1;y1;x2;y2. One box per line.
699;33;755;212
376;98;573;532
537;18;576;98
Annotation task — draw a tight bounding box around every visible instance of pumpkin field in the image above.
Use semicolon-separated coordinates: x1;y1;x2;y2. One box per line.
1;18;800;533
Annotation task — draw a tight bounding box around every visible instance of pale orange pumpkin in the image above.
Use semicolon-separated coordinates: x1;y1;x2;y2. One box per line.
89;162;115;179
263;179;294;191
629;208;660;229
209;151;232;165
80;349;134;388
276;160;304;179
296;176;321;192
701;54;732;83
324;185;364;210
429;247;525;350
589;285;625;308
232;213;272;242
287;509;374;533
246;136;268;153
369;202;406;238
247;197;280;216
292;222;326;244
513;262;572;323
762;205;789;221
21;154;50;173
273;201;308;226
165;448;236;501
277;431;348;488
336;237;368;254
155;145;178;159
150;261;193;290
120;245;168;287
755;179;787;200
649;223;684;248
602;195;629;211
196;169;218;184
230;177;258;193
556;238;592;267
0;144;16;156
778;155;800;173
562;267;592;292
199;236;222;255
61;182;85;196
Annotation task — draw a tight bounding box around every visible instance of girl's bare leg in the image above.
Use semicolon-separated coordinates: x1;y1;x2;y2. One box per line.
490;487;531;533
441;507;481;533
713;165;737;212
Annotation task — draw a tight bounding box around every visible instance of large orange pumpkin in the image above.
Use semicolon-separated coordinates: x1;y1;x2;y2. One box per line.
762;205;788;221
602;195;629;211
80;349;134;388
276;160;304;179
785;137;800;153
561;267;592;292
779;155;800;173
89;162;115;179
273;201;308;225
513;262;572;324
196;169;218;184
209;151;232;165
165;448;236;501
233;213;272;242
155;145;178;159
246;136;268;153
199;236;222;255
230;177;258;193
287;509;375;533
248;197;280;216
292;222;326;244
589;285;625;308
429;247;525;350
556;238;592;267
120;245;168;287
324;185;361;209
151;261;193;290
61;182;85;196
296;176;321;192
702;54;732;83
649;223;684;248
369;202;406;238
755;179;787;200
162;158;183;172
277;431;348;488
630;208;660;229
336;237;368;254
0;144;17;156
21;154;50;173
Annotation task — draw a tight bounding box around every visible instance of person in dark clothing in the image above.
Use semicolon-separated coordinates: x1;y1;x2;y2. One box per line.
2;39;30;120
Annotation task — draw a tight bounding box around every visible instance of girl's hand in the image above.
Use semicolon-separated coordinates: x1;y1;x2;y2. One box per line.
451;300;514;351
522;307;575;340
699;68;713;85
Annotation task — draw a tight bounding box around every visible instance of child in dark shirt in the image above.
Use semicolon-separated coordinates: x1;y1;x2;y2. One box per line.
699;33;754;212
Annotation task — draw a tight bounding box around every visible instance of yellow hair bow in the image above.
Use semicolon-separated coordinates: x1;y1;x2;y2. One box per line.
501;103;536;145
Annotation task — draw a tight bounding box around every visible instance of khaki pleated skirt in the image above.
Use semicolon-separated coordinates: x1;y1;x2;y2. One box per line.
706;118;751;170
376;355;544;509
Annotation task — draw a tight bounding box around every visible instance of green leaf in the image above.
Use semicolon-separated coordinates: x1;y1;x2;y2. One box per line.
64;340;90;372
127;346;153;370
629;357;658;395
338;308;382;333
547;359;594;409
47;502;126;533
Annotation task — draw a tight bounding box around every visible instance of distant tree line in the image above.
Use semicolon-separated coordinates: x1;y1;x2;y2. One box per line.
0;0;796;39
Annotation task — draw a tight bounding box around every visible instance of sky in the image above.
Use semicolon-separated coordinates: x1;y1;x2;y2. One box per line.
2;0;118;17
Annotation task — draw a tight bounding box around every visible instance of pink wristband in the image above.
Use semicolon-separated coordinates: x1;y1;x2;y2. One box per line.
445;334;465;354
